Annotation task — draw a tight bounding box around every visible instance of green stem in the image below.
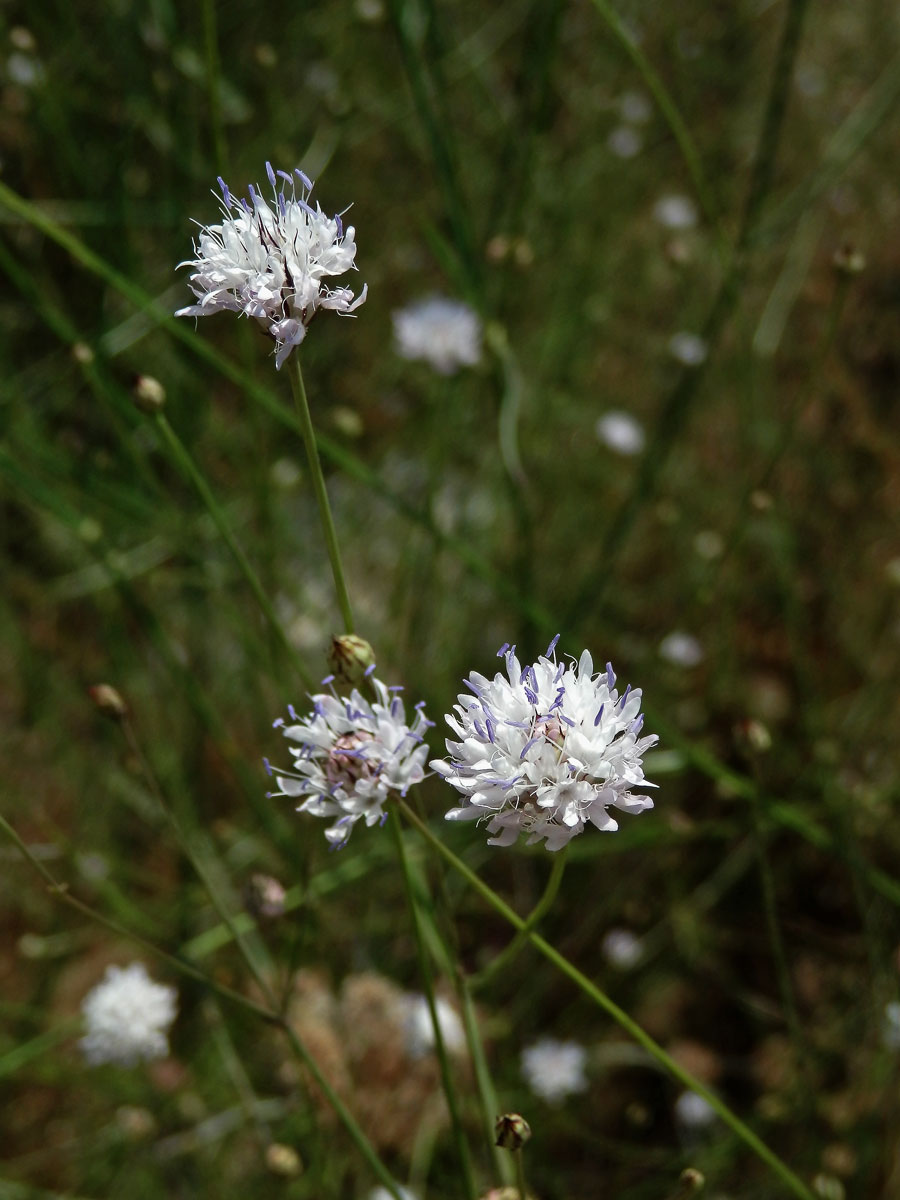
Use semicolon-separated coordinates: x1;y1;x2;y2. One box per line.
390;813;478;1200
457;972;515;1187
514;1148;528;1200
399;803;814;1200
471;848;568;990
288;358;355;634
152;411;313;690
201;0;228;176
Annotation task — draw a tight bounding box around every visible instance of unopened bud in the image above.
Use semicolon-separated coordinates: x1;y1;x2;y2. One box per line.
132;374;166;413
327;634;376;687
832;243;865;276
72;341;95;365
734;718;772;754
494;1112;531;1151
88;684;128;720
667;1168;705;1198
244;873;287;919
265;1142;302;1177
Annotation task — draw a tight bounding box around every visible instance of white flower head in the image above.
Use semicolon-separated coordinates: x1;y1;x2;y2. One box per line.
601;927;645;970
595;409;645;456
653;193;699;230
269;668;432;847
80;962;177;1067
883;1001;900;1051
176;163;366;369
674;1090;717;1130
659;630;704;667
431;637;658;851
521;1037;589;1104
668;331;708;367
402;994;466;1058
392;296;482;375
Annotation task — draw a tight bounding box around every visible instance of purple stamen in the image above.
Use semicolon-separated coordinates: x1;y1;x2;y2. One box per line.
216;176;231;205
546;633;560;657
272;717;285;728
618;684;632;708
497;642;510;657
265;161;276;187
277;169;293;185
365;663;377;677
594;703;605;726
559;714;576;726
606;662;616;687
288;704;299;720
473;719;487;740
335;213;343;237
295;168;313;191
631;714;644;733
520;736;541;758
263;757;272;776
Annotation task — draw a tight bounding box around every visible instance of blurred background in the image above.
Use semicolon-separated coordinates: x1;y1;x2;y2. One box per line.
1;0;899;1197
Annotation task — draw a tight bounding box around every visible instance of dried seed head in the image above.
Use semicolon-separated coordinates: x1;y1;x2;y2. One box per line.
88;683;128;720
494;1112;531;1151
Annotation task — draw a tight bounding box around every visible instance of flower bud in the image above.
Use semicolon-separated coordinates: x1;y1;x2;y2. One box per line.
132;374;166;413
494;1112;531;1151
327;634;376;687
88;683;128;720
265;1142;302;1177
243;873;287;919
832;243;865;276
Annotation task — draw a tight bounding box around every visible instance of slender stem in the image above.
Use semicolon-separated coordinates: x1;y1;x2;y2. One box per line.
457;972;515;1187
390;813;478;1200
471;848;568;990
399;803;815;1200
514;1149;528;1200
288;358;355;634
152;412;314;690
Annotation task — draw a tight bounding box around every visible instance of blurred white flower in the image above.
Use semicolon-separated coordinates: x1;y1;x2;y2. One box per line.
653;194;698;230
402;994;466;1058
432;638;658;851
658;631;704;668
595;410;645;456
392;296;482;375
369;1188;418;1200
80;963;177;1067
270;671;431;847
601;927;645;969
176;163;366;369
674;1090;717;1129
607;126;642;158
668;332;708;366
619;90;652;124
521;1037;589;1103
7;52;44;87
883;1001;900;1050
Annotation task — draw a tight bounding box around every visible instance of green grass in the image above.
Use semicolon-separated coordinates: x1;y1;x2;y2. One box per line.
2;1;900;1197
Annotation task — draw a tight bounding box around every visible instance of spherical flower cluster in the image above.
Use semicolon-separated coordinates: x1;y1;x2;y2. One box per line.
392;296;482;375
431;638;657;851
521;1037;589;1104
80;962;177;1067
176;163;366;368
401;994;466;1058
270;669;431;847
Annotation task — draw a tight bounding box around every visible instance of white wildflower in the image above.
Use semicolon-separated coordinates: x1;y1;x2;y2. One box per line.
80;963;177;1067
653;193;698;230
883;1001;900;1051
674;1090;717;1130
607;126;642;158
392;296;482;375
269;669;431;847
402;994;466;1058
369;1188;418;1200
521;1037;589;1104
619;90;652;124
658;631;704;668
601;927;645;970
595;410;645;456
432;637;658;851
668;331;708;366
176;163;366;369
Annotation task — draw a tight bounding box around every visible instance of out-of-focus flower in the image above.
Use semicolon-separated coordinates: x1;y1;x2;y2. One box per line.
80;963;177;1067
270;671;431;847
601;927;645;969
369;1188;418;1200
432;638;657;851
608;125;642;158
882;1001;900;1050
595;410;645;456
402;994;466;1058
668;332;708;366
176;163;366;369
392;296;482;375
521;1037;589;1103
653;194;698;230
619;90;652;124
674;1090;717;1130
658;631;704;668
